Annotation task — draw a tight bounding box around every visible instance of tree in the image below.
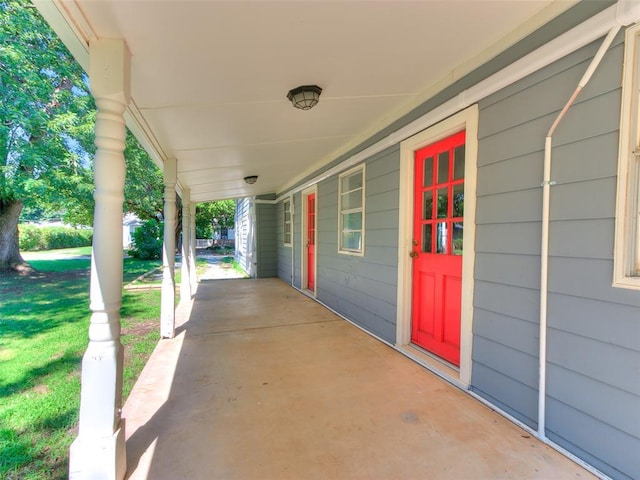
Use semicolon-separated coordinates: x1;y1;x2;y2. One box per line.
196;200;235;239
1;0;93;270
0;0;163;271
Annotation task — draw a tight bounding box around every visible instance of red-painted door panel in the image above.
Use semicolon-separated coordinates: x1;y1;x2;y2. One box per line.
307;194;316;291
411;131;465;366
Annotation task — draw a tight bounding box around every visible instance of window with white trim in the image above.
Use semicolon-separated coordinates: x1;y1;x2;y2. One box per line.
283;199;292;246
338;165;365;255
615;23;640;289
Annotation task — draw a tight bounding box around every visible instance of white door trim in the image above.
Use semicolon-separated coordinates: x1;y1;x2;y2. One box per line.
396;104;479;387
301;185;318;296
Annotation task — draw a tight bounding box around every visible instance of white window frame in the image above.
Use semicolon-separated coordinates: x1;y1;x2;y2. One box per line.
283;199;292;246
338;164;366;256
614;23;640;290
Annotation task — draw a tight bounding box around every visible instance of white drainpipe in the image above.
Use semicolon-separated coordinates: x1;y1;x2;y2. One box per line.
537;25;621;439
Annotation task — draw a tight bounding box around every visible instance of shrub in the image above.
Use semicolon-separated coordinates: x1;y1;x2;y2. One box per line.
128;219;163;260
19;224;93;251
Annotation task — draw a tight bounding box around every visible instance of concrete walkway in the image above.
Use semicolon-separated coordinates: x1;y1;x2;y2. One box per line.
197;251;248;280
122;279;595;480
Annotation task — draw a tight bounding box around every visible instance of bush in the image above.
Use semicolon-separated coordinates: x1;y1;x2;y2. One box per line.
128;219;163;260
19;224;93;251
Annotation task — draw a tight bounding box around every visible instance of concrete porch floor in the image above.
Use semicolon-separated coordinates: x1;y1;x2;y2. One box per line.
122;278;595;480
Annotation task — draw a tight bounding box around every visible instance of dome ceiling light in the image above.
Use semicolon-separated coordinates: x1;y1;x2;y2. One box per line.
286;85;322;110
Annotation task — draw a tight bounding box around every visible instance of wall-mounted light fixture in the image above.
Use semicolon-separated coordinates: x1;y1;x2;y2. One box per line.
244;175;258;185
287;85;322;110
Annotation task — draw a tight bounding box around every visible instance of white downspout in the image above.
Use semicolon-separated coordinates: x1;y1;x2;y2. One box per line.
538;25;620;439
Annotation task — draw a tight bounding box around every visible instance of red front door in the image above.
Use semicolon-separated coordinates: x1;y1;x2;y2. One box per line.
307;194;316;291
411;131;465;366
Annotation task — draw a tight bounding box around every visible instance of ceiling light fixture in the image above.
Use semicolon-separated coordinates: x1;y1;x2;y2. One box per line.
244;175;258;185
287;85;322;110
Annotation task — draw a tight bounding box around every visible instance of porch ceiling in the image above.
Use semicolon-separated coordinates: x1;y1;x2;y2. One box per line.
37;0;573;203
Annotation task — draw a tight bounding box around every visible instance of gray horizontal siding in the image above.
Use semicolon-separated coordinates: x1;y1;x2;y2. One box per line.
315;147;399;344
546;397;640;480
256;203;277;278
474;31;640;480
470;363;538;428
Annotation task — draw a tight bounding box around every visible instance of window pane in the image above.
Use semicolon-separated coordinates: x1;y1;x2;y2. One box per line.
454;145;465;180
436;222;448;254
453;183;464;217
453;222;463;255
342;212;362;230
342;190;362;210
342;172;363;192
437;187;448;218
422;224;432;253
423;192;433;220
423;156;434;187
342;231;362;251
438;151;449;184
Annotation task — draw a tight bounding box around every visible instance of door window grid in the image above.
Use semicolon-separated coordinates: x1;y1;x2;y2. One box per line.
415;132;465;256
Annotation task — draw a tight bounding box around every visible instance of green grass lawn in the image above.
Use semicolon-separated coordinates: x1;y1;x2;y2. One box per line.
0;253;163;479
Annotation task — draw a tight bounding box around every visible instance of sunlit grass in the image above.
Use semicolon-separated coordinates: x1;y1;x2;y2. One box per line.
0;254;161;479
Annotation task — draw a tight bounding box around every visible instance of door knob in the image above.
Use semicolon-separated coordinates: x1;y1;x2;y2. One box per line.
409;251;419;258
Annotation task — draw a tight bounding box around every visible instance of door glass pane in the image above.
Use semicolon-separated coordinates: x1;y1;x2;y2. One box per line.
453;183;464;217
436;222;448;254
422;224;432;253
437;187;448;218
437;151;449;184
454;145;465;180
423;192;433;220
453;222;463;255
423;156;434;187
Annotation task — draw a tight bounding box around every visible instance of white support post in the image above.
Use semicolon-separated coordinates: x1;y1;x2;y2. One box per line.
161;158;177;338
69;39;130;480
189;203;198;293
180;188;192;302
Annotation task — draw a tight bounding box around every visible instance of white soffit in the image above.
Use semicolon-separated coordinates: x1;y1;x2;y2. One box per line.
37;0;572;202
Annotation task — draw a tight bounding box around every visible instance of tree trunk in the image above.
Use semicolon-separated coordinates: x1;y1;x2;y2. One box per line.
0;199;31;272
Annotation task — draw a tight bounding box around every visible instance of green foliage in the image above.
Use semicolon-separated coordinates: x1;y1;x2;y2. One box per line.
1;0;163;229
128;219;163;260
0;254;160;479
123;133;164;221
19;224;92;251
196;200;235;238
0;0;95;222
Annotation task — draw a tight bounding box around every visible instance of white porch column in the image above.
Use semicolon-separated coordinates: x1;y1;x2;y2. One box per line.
69;39;130;480
180;188;192;302
189;202;198;293
161;157;177;338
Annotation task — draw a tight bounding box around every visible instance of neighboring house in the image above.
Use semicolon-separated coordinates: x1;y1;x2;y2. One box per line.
235;12;640;480
122;213;142;249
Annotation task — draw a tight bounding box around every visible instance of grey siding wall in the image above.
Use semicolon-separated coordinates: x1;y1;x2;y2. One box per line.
276;199;293;283
256;202;277;278
234;197;254;276
475;33;640;480
315;147;400;344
